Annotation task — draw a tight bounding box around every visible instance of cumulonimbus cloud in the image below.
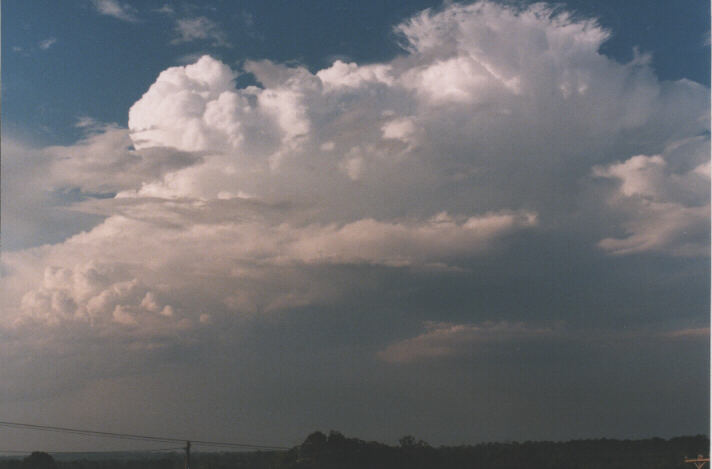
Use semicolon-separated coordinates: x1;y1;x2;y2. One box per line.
2;1;708;341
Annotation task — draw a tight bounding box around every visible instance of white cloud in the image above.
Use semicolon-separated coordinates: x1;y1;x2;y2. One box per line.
19;262;173;328
39;38;57;50
394;2;604;102
594;137;710;256
44;124;201;193
3;1;709;342
0;7;708;436
91;0;139;22
1;138;110;250
128;56;239;153
381;117;416;142
597;203;709;256
171;17;229;46
316;60;394;90
1;205;536;334
283;211;537;266
123;2;707;213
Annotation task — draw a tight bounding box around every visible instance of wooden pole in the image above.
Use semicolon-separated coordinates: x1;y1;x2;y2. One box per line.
185;440;191;469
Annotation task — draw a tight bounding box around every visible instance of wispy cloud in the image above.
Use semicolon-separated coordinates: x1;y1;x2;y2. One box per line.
91;0;139;22
75;116;101;129
379;321;558;363
171;16;229;46
153;4;176;16
379;322;711;364
74;116;109;135
662;327;710;339
38;37;57;50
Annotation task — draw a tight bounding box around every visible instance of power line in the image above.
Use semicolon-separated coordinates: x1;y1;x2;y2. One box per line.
0;448;183;455
146;447;185;453
0;420;290;451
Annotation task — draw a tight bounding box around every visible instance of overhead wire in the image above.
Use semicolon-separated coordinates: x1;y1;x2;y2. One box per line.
0;420;290;451
0;448;182;455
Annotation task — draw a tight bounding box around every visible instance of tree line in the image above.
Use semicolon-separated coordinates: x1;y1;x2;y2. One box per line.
2;432;707;469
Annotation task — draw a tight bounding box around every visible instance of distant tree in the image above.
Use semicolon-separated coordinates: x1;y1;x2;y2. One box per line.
399;435;416;448
21;452;57;469
327;431;346;446
301;431;328;456
8;433;705;469
399;435;429;448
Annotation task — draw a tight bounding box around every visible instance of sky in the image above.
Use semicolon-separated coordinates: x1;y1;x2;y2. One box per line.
1;0;710;452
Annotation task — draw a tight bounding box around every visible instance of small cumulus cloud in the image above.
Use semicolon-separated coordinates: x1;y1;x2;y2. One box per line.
91;0;139;22
38;38;57;50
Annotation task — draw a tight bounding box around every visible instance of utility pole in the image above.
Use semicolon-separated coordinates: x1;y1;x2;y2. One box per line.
685;455;709;469
185;440;191;469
